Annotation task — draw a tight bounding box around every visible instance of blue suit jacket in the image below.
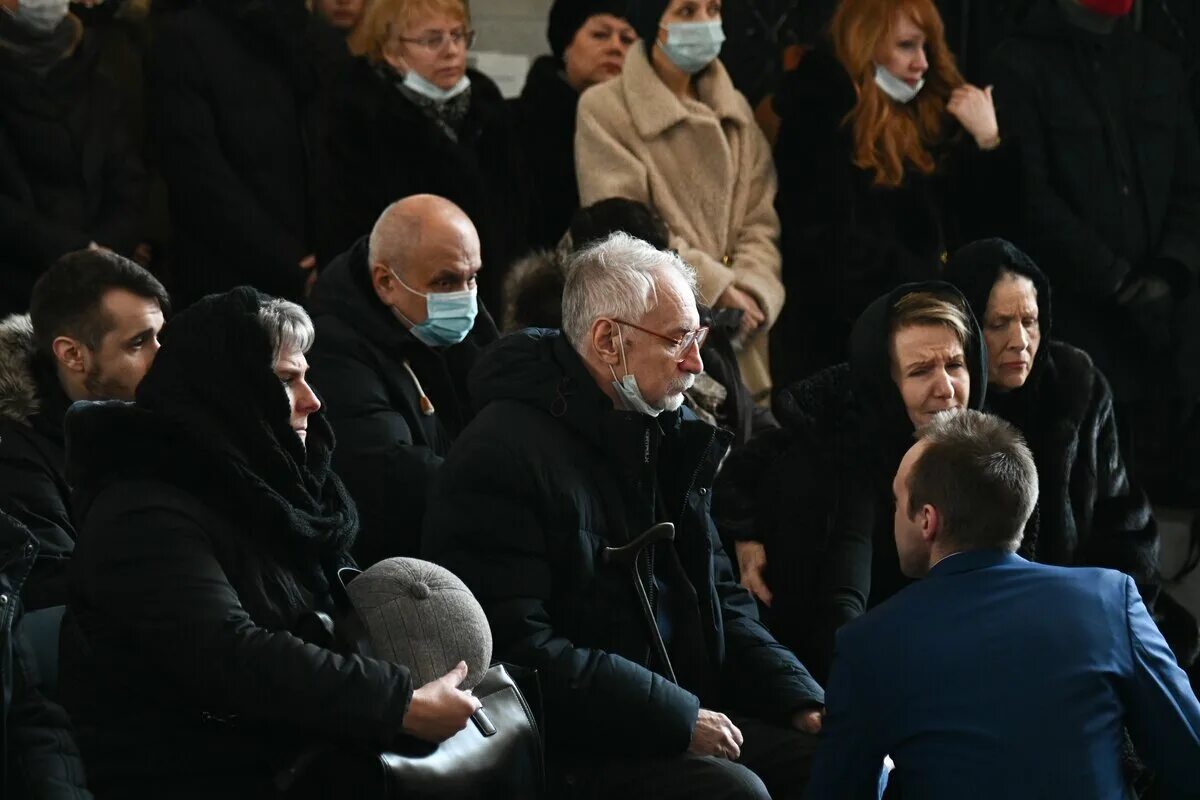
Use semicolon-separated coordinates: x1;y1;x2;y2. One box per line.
805;550;1200;799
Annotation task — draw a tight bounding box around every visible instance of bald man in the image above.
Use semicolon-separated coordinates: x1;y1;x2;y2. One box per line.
308;195;499;564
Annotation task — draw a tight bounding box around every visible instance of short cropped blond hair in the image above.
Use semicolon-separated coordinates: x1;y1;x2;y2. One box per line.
349;0;470;63
890;291;970;347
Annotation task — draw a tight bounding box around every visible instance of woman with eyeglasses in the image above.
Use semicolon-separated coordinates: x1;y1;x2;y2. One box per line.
315;0;529;314
575;0;784;407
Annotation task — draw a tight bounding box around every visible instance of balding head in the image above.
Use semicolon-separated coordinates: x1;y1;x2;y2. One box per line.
367;194;483;330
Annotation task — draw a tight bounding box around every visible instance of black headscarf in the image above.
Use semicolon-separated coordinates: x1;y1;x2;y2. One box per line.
848;280;989;477
134;287;357;592
628;0;667;53
943;238;1054;424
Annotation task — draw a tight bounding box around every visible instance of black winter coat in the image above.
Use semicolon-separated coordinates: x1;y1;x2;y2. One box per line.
423;330;823;760
0;315;75;610
58;289;412;798
0;510;91;800
307;236;498;566
769;46;1018;388
149;0;319;306
0;26;146;317
315;59;530;313
715;281;988;681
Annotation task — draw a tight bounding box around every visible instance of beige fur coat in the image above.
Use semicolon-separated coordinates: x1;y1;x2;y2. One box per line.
575;45;784;400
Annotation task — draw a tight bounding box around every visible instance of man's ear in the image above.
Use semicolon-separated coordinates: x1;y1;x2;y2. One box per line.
370;262;396;303
920;504;940;545
590;319;621;366
51;336;88;375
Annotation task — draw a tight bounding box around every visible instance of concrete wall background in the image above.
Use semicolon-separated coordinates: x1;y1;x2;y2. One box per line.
471;0;554;59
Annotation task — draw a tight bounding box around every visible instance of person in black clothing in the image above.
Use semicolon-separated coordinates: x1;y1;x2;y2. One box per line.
512;0;635;251
943;237;1199;668
149;0;325;307
989;0;1200;499
59;287;479;799
0;508;92;800
715;282;986;681
0;250;167;611
318;0;528;313
506;197;777;449
769;0;1016;388
425;233;824;800
307;194;498;566
0;7;147;317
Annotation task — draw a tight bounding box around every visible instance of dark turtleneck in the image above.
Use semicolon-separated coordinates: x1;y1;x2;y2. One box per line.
1056;0;1120;35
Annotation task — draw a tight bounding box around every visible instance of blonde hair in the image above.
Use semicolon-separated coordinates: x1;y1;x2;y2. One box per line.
349;0;469;63
891;291;970;347
830;0;964;187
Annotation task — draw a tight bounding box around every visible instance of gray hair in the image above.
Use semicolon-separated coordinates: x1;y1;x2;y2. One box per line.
561;232;698;348
909;410;1039;553
256;298;315;363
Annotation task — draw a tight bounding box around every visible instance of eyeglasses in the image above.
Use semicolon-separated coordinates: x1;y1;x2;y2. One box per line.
612;319;709;360
396;29;478;52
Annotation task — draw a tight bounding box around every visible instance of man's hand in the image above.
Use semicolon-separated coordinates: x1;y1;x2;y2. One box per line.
792;707;824;734
715;284;766;338
735;540;773;607
688;708;743;760
401;661;481;743
947;84;1000;150
300;254;319;297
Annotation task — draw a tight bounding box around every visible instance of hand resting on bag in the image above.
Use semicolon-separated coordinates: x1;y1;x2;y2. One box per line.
402;661;483;743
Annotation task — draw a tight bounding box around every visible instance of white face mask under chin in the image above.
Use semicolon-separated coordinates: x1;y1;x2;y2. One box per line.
874;63;925;104
606;324;663;418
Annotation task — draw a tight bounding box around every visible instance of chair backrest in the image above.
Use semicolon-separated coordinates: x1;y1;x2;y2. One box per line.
20;605;66;700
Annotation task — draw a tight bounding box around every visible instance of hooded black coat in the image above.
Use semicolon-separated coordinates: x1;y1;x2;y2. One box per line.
307;236;499;566
988;0;1200;395
315;58;530;314
944;238;1198;665
511;55;579;251
58;289;412;798
769;46;1019;388
422;330;823;760
0;315;76;610
149;0;322;307
0;22;146;317
715;281;987;681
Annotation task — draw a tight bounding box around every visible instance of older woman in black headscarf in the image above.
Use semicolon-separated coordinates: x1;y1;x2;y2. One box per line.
58;287;478;798
944;238;1198;668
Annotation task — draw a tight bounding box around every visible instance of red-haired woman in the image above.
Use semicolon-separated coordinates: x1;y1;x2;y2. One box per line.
769;0;1016;388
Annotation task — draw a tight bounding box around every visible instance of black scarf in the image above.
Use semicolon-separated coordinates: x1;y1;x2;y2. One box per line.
0;13;81;76
134;287;357;602
378;62;472;143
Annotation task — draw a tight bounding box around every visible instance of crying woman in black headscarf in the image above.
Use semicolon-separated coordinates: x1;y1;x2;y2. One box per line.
945;238;1198;670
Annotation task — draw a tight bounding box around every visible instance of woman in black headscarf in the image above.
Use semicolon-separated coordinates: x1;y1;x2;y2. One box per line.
714;280;987;681
58;287;477;798
944;237;1198;668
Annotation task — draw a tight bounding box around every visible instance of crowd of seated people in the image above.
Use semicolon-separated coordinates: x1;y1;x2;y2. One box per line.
2;0;1200;798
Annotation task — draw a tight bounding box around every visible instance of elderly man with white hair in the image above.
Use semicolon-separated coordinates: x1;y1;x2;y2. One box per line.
423;233;826;800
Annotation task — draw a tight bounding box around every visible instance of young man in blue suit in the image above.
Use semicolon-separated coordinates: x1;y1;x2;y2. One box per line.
806;409;1200;799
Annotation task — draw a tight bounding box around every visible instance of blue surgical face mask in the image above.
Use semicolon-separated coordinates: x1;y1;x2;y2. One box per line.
403;69;471;102
874;63;925;104
659;20;725;75
389;269;478;347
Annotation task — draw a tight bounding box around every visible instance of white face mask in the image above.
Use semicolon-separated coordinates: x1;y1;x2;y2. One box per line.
607;325;663;417
874;63;925;104
403;69;471;102
5;0;70;36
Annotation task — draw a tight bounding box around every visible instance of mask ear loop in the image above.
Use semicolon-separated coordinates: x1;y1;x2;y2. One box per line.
604;320;630;384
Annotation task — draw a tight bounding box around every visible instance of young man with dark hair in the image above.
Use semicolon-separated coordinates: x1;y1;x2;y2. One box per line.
806;409;1200;800
0;249;168;608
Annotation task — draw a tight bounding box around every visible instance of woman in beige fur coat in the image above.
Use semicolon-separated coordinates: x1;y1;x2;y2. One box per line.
574;0;784;403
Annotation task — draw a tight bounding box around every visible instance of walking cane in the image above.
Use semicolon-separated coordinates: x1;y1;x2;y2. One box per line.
602;522;678;684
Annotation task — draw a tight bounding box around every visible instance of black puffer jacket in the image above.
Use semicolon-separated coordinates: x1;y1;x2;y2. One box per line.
1;510;92;800
944;238;1198;665
307;236;498;566
423;330;823;759
59;289;412;799
150;0;321;306
315;58;529;313
0;19;146;317
0;315;75;610
715;281;987;681
769;45;1019;387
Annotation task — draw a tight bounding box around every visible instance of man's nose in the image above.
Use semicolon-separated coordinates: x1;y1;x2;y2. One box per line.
680;340;703;375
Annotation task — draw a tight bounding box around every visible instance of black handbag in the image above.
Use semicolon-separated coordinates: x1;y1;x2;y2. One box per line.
280;569;546;799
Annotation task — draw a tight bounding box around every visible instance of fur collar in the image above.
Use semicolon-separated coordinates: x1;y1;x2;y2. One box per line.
616;44;747;139
0;314;38;426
